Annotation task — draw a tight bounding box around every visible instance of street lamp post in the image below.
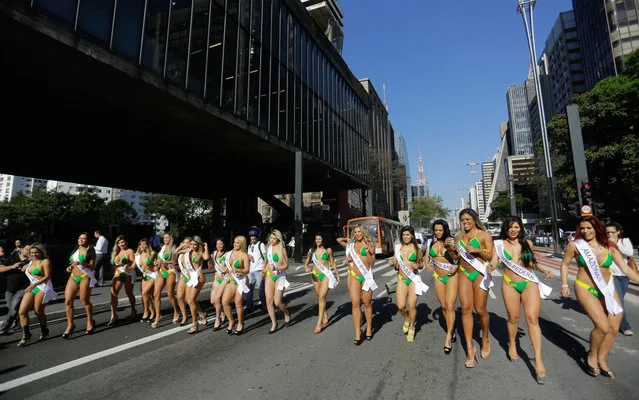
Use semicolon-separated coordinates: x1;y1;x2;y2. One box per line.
516;0;561;254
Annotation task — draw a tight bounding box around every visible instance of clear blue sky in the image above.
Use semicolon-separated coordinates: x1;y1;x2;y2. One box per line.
339;0;574;212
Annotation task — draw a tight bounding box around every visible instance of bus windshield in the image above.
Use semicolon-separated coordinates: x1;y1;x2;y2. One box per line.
347;218;379;239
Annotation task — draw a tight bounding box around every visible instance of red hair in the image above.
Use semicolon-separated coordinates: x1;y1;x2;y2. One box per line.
574;216;618;250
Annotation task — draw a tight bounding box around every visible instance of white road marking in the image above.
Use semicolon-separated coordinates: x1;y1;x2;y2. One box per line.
381;270;396;277
489;289;496;299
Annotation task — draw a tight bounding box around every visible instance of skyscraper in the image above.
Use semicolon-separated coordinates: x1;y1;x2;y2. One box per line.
300;0;344;54
506;84;533;155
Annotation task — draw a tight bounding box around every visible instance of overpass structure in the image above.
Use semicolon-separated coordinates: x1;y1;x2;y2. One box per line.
0;0;376;237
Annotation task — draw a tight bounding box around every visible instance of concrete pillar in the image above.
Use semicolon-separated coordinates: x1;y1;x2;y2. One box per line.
294;151;303;262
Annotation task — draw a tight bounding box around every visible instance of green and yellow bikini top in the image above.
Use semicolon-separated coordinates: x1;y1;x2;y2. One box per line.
504;243;536;266
145;257;153;266
191;254;199;264
358;245;368;257
400;250;417;262
162;251;170;260
429;244;450;259
577;252;613;269
460;235;482;250
115;255;128;265
30;262;42;276
217;255;226;264
315;250;329;261
69;251;86;263
503;248;519;261
233;258;242;269
266;252;280;262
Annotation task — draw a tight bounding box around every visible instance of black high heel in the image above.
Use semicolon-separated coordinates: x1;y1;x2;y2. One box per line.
18;327;31;347
39;325;49;341
62;325;75;339
268;323;278;334
85;320;96;335
444;346;452;354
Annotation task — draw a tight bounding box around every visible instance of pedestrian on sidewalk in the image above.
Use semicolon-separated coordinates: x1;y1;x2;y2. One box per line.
93;230;109;287
246;228;266;313
606;222;635;336
0;245;31;334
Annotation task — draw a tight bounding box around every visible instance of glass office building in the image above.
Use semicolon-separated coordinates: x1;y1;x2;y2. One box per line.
29;0;371;183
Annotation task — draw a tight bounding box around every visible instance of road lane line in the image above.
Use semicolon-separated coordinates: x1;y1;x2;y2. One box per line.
0;281;316;392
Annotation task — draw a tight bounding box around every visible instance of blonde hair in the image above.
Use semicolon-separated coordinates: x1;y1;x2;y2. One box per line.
269;229;285;257
136;239;151;255
350;225;375;250
30;242;48;259
234;235;248;253
111;235;126;263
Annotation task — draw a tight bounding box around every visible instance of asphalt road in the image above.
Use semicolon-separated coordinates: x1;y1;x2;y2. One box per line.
1;250;638;400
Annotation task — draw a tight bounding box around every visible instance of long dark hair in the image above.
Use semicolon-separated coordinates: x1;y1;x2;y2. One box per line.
310;232;326;255
575;216;617;249
430;219;451;254
499;216;535;267
400;225;423;264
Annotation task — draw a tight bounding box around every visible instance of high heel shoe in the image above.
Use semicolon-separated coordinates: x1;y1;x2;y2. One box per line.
465;346;478;368
62;325;75;339
234;324;244;335
600;369;615;379
402;320;410;334
107;316;118;327
451;332;457;343
39;325;49;341
444;345;452;354
85;320;96;335
268;323;278;334
187;325;199;335
314;326;322;334
407;328;415;343
585;351;600;377
18;327;31;347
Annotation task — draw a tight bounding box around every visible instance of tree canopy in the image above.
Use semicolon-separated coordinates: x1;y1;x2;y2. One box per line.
411;195;450;228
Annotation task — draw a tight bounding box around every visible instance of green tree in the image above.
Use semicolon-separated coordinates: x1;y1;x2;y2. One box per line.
100;199;138;226
545;49;639;232
488;191;530;222
143;194;215;238
411;195;450;228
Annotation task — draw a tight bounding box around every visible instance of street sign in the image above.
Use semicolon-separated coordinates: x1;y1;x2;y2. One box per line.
580;204;593;216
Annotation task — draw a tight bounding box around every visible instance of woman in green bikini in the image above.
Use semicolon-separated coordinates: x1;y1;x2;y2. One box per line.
63;232;97;339
495;216;553;384
134;239;157;323
263;229;291;333
337;225;376;345
176;236;209;334
109;235;137;326
455;208;496;368
152;233;179;328
222;235;251;335
560;216;639;379
17;243;56;347
304;233;340;334
209;238;228;330
426;219;459;354
389;226;427;343
174;237;194;326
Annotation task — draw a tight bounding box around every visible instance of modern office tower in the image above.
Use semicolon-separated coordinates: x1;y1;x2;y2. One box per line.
475;180;486;222
394;131;411;211
483;124;510;220
539;11;586;115
573;0;639;90
481;161;494;211
507;154;539;216
300;0;344;54
506;83;533;155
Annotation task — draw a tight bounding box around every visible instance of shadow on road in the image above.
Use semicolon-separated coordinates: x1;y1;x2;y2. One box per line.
370;296;398;336
552;297;586;316
539;316;589;375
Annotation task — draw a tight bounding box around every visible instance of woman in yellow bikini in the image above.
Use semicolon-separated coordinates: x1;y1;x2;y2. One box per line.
455;208;496;368
135;239;157;323
152;233;179;328
63;232;97;339
389;226;427;343
209;238;228;330
176;236;209;334
304;233;340;334
426;219;459;353
222;235;250;335
495;216;553;384
109;235;137;326
263;229;291;334
337;225;376;345
17;243;56;347
560;216;639;379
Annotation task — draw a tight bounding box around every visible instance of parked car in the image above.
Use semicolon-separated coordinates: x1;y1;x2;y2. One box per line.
532;233;552;247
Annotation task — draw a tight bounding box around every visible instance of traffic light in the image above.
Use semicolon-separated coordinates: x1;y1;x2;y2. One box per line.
581;182;592;205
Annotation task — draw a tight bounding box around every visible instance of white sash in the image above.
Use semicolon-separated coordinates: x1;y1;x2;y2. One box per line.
73;249;97;287
394;244;428;295
494;240;552;299
182;250;201;288
427;239;457;274
225;251;249;294
25;262;57;304
213;251;229;280
457;241;494;291
159;245;172;267
346;243;377;291
135;254;157;281
312;252;338;289
267;245;290;291
574;239;623;315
